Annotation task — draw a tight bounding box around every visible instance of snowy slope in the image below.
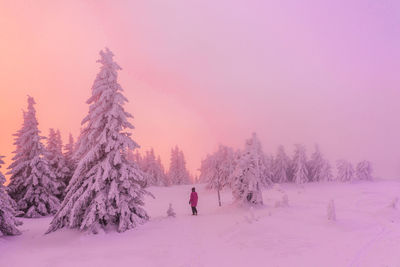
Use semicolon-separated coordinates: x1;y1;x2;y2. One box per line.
1;181;400;267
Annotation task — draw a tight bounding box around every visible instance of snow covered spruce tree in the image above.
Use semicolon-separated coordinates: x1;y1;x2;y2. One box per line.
167;146;191;185
7;96;60;218
47;48;150;234
0;156;22;236
308;145;333;182
249;133;271;187
231;133;265;206
141;148;167;186
336;160;355;182
273;145;291;183
263;154;275;186
355;161;373;181
199;145;234;206
63;133;76;187
156;156;168;185
292;144;309;184
46;128;69;199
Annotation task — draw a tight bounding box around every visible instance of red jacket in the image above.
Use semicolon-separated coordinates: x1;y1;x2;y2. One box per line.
189;192;198;207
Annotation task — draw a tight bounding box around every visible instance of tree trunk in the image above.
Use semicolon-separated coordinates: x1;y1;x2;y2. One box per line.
217;188;221;207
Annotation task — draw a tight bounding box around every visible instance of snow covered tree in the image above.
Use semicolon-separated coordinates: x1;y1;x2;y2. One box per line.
157;156;169;185
292;144;309;184
7;96;60;218
167;146;191;185
64;133;75;163
322;161;334;182
308;145;333;182
355;160;373;181
245;133;271;187
273;145;291;183
63;133;76;188
199;145;235;206
200;145;234;189
47;48;150;234
198;154;212;183
231;133;264;206
336;160;355;182
263;154;274;187
327;199;336;221
0;156;22;236
46;128;69;199
141;149;167;186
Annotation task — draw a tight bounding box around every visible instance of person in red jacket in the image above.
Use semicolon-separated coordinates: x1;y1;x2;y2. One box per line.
189;187;198;215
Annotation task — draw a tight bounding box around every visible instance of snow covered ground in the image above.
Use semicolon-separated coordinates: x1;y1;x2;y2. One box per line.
1;180;400;267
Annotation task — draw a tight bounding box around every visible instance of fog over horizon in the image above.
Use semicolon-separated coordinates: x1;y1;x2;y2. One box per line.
1;0;399;179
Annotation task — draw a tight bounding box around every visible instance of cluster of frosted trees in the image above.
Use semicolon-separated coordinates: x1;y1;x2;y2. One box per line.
128;145;192;187
199;134;373;206
0;48;375;235
1;48;156;235
199;133;271;206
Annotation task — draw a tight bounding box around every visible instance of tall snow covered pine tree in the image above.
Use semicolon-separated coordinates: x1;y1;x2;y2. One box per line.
63;133;76;187
167;146;191;185
308;145;333;182
47;48;150;234
46;128;68;199
7;96;60;218
231;133;264;206
273;145;291;183
292;144;309;184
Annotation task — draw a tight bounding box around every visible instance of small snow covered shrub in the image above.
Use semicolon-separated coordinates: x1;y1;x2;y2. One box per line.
327;199;336;221
274;194;289;208
167;203;176;217
389;197;398;209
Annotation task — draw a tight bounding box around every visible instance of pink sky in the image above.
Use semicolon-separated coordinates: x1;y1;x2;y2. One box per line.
1;0;399;179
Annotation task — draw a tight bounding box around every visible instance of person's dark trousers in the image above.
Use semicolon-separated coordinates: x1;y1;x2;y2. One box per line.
191;206;198;215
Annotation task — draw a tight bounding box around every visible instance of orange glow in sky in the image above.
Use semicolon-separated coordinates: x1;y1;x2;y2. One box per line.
1;1;400;180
